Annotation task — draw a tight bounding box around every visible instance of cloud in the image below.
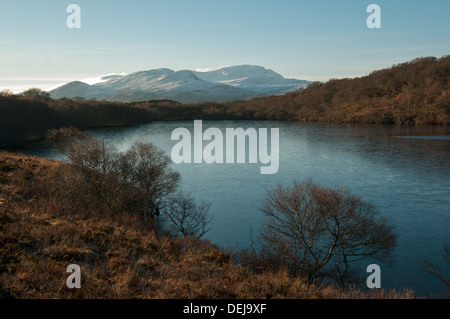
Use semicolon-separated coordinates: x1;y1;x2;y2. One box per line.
80;73;126;85
0;72;131;93
194;66;230;72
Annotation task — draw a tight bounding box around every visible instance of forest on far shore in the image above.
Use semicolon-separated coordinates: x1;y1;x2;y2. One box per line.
1;56;449;149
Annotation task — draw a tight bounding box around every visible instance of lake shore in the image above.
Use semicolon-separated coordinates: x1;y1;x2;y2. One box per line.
0;150;421;299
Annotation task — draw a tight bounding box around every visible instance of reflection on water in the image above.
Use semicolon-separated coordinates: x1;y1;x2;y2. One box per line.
26;121;450;297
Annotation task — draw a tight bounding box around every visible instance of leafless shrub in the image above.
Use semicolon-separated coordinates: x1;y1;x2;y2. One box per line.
164;192;212;239
117;142;180;217
260;179;398;287
0;89;14;97
46;128;180;218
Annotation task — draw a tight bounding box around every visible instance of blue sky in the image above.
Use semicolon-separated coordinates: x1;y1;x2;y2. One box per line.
1;0;449;92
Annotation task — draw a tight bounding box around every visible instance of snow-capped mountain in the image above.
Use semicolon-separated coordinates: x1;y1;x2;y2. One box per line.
49;65;311;103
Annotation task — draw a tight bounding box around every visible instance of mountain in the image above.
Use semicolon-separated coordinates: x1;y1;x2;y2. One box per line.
49;65;311;103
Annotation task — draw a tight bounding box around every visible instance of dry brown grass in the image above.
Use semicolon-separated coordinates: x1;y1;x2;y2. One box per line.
0;151;416;299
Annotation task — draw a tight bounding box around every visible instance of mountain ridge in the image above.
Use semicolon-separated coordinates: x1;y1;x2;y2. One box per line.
49;65;311;103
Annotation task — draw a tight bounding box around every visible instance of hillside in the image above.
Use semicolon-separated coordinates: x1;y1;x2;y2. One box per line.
0;151;415;299
217;56;450;124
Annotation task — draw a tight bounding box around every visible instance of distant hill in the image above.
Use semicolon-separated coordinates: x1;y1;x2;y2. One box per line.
49;65;311;103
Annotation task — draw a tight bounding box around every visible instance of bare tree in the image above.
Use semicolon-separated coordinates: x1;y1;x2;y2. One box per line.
117;142;180;217
164;191;212;239
419;244;450;294
46;128;180;217
45;127;89;154
48;129;124;212
0;89;14;97
21;88;50;99
260;179;397;287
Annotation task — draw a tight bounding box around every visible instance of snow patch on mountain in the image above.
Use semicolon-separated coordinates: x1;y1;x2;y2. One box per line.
50;65;311;103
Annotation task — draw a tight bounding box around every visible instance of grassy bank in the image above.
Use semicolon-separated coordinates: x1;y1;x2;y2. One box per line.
0;151;416;299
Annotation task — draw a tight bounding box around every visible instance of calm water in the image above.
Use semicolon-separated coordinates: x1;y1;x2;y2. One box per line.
27;121;450;297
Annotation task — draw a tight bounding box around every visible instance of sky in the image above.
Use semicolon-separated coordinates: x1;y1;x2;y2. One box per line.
1;0;450;92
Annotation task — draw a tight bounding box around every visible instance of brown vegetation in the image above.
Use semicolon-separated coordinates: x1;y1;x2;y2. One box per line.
217;56;450;124
0;92;167;149
46;128;180;219
0;151;416;299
